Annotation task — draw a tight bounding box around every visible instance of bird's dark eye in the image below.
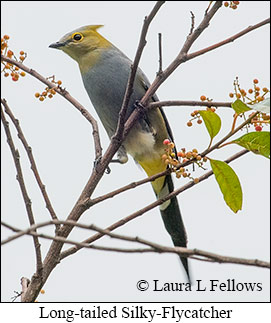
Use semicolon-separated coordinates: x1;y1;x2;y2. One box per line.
73;33;82;41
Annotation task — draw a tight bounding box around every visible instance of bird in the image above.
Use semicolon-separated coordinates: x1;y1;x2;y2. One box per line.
49;25;190;281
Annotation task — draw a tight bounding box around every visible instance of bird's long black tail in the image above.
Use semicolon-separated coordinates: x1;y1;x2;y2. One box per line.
157;173;190;281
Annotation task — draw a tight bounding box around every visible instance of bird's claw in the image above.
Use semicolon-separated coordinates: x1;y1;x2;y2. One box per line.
93;156;111;174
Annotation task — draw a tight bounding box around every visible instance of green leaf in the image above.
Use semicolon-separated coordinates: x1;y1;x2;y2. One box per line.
251;97;270;114
233;131;270;159
210;159;243;213
198;110;221;140
231;99;252;114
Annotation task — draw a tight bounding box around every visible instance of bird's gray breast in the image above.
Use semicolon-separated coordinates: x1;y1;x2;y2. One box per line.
81;48;143;138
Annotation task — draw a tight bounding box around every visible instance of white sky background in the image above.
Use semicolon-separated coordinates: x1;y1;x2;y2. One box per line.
1;1;270;302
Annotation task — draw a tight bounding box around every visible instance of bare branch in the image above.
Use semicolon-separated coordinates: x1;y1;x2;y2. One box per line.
157;32;163;76
1;104;43;276
1;99;59;231
189;11;195;35
187;17;270;61
20;277;30;302
148;100;232;109
2;220;269;269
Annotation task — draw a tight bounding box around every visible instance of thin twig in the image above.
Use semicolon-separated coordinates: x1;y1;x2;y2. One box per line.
1;99;59;231
157;33;163;76
1;106;43;276
189;11;195;35
148;100;232;109
187;17;270;61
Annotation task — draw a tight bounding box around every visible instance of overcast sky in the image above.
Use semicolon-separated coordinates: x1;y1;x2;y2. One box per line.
1;1;270;302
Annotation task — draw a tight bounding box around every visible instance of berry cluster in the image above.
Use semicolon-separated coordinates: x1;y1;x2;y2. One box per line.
229;77;270;132
35;76;62;101
187;95;216;127
229;77;269;104
1;35;27;81
162;139;207;183
224;1;240;9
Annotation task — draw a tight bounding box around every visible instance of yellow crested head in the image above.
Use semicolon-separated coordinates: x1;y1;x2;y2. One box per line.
49;25;112;69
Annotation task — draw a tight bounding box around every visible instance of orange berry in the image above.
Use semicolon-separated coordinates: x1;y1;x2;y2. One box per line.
194;178;199;184
39;97;44;101
177;151;185;158
236;93;241;99
19;50;24;55
48;94;53;98
40;289;45;294
12;76;18;81
229;93;234;98
248;89;253;94
187;121;192;127
20;71;26;77
200;95;206;101
7;50;13;57
197;119;202;124
19;56;25;61
3;35;9;40
253;79;259;84
263;87;269;92
57;80;62;85
255;86;260;91
35;93;40;98
224;1;229;7
4;72;9;77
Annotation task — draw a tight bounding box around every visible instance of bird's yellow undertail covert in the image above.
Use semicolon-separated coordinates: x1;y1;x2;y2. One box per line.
50;25;190;280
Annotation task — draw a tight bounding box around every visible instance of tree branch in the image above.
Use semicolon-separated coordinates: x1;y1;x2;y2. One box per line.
2;220;269;269
187;17;270;61
1;105;43;276
148;100;232;109
1;99;59;231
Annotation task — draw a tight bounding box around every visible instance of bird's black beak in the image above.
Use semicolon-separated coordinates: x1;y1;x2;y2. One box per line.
49;41;65;49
